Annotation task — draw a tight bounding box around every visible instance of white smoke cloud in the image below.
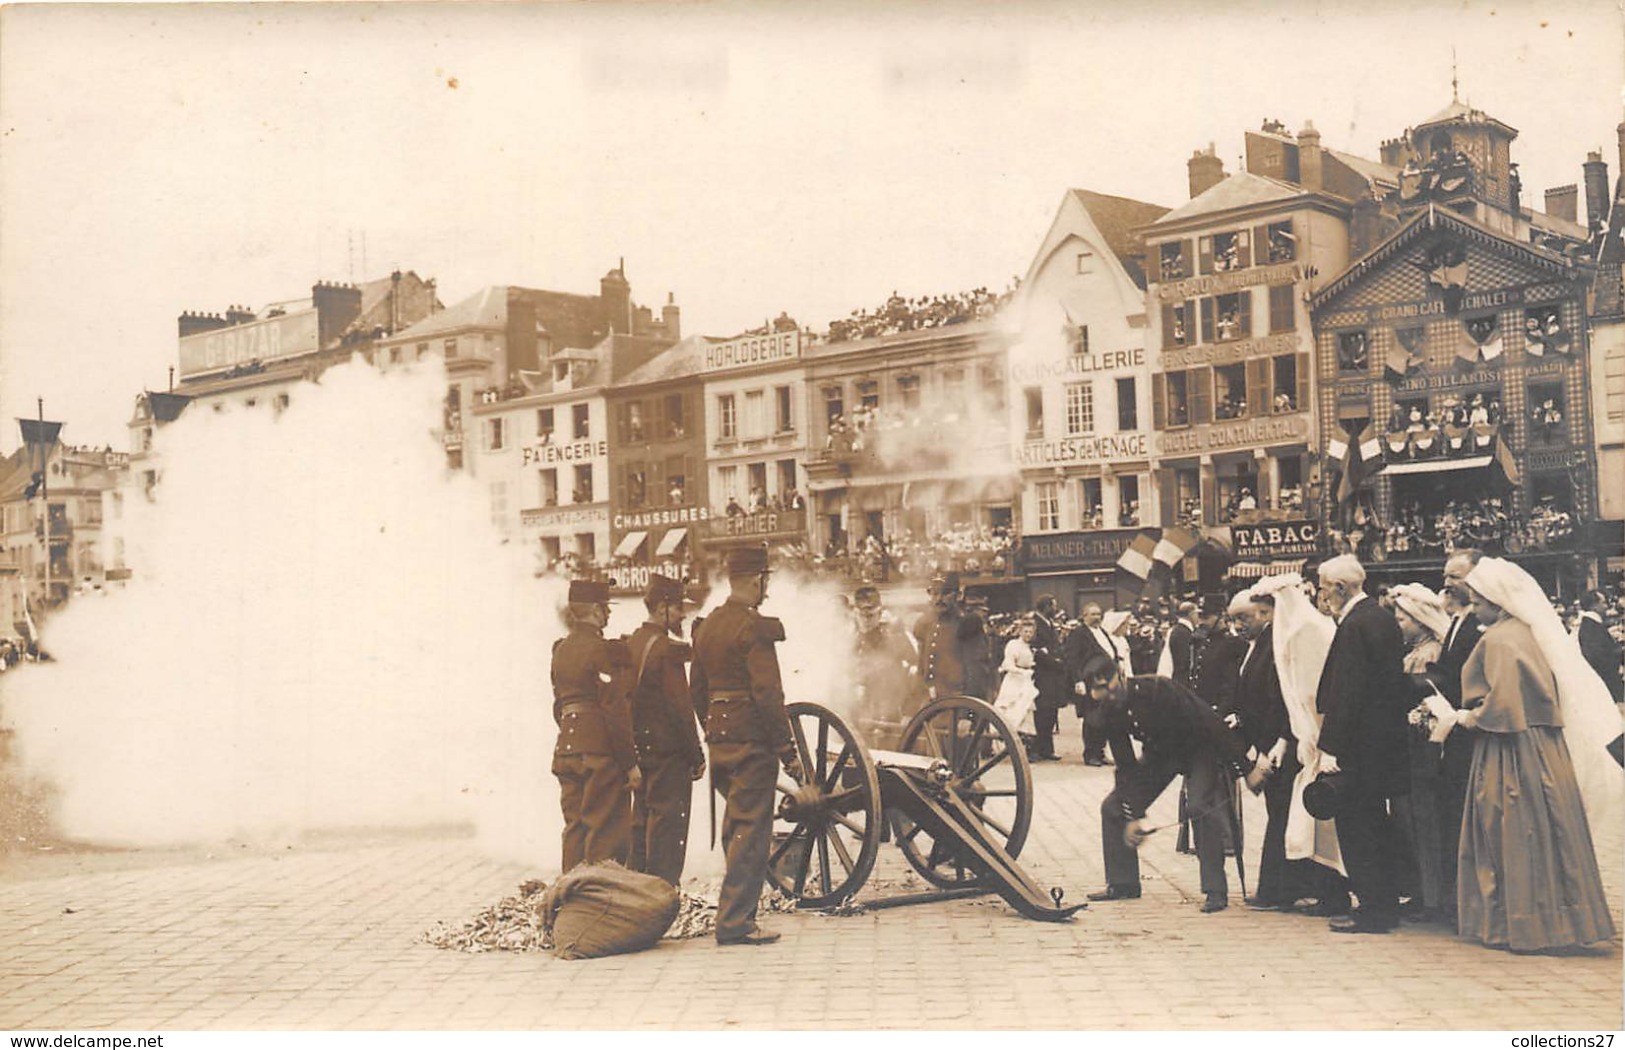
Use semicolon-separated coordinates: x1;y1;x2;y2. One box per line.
2;358;566;869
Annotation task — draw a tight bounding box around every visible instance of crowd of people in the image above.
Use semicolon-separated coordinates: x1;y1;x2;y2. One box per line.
784;524;1016;584
1359;496;1579;559
843;560;1623;950
823;282;1020;344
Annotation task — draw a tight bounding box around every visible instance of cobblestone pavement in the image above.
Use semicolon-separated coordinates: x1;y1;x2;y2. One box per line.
2;713;1620;1032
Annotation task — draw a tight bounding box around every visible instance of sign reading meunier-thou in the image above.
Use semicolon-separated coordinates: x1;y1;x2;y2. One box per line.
702;331;801;373
178;310;320;377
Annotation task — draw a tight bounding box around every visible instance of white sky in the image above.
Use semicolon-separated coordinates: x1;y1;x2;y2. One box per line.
2;0;1621;449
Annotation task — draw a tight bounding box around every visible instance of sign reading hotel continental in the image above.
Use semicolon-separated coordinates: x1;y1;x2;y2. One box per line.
1020;529;1140;572
519;439;608;466
613;505;712;531
702;331;801;374
1019;432;1150;467
1156;262;1308;302
1157;412;1310;455
178;309;320;377
1232;519;1319;558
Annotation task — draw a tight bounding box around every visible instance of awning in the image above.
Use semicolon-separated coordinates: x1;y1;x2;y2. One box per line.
1383;454;1493;476
1228;558;1307;579
613;531;648;558
655;528;687;557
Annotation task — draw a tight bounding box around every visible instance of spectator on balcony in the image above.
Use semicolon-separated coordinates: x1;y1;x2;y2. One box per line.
748;486;766;513
725;496;744;518
1237;488;1257;512
785;488;805;510
1468;394;1489;427
668;482;685;506
1274;391;1295;414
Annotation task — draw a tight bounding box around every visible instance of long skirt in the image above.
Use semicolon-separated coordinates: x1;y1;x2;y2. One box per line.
1458;725;1616;951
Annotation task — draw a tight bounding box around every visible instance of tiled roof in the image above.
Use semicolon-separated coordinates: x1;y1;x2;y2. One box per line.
1413;99;1517;136
611;334;712;389
1325;148;1399;187
519;289;608;350
1070;189;1171;287
1151;171;1304;226
393;286;510;340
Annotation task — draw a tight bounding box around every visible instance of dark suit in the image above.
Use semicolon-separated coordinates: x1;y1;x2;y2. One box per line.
1425;609;1483;913
1578;616;1623;703
1316;595;1409;926
1064;622;1121;762
1029;613;1068;758
1229;626;1309;905
1165;621;1195;686
1099;676;1251;901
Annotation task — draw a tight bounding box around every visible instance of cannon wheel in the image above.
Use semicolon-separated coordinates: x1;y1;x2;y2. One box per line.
765;702;884;909
893;696;1033;888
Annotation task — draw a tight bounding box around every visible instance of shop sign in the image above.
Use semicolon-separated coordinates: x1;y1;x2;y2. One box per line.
521;503;608;529
1020;529;1141;572
702;331;801;373
1525;448;1588;473
1318;282;1573;328
1156;262;1307;302
1010;347;1144;385
178;309;319;377
1392;366;1500;394
1018;432;1150;467
607;563;684;594
706;507;805;539
1156;412;1310;455
1160;333;1299;370
1232;519;1319;558
613;505;711;531
519;438;608;466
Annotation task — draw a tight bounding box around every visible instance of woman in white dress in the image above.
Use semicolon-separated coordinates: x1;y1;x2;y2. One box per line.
994;615;1040;744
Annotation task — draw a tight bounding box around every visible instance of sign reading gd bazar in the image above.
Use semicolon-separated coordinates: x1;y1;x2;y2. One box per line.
177;309;320;377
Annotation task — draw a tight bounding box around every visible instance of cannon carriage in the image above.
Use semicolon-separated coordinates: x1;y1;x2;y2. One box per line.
764;696;1084;922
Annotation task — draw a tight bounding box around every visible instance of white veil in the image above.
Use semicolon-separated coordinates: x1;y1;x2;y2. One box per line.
1464;557;1625;833
1254;571;1344;875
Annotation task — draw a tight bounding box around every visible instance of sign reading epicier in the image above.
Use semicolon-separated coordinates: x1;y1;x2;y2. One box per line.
701;330;801;374
1231;519;1319;559
1020;529;1142;573
1157;412;1310;455
706;508;806;539
178;309;320;377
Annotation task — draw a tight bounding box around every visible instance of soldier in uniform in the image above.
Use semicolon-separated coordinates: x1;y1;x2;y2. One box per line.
690;545;805;946
551;578;639;873
850;584;921;749
911;571;992;701
625;574;706;885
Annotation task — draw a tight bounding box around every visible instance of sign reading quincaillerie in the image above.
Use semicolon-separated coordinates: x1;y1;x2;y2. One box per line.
1231;519;1319;558
178;310;320;377
702;331;801;373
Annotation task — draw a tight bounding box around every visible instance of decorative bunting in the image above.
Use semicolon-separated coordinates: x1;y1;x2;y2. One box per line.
1115;533;1158;580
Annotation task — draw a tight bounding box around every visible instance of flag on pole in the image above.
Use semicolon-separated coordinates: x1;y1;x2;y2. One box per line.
1151;526;1200;568
18;418;62;454
1324;435;1349;472
1493;433;1522;486
1335;425;1384;505
1115;532;1158;580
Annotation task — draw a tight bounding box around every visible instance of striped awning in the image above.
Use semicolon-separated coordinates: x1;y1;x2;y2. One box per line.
1228;558;1307;580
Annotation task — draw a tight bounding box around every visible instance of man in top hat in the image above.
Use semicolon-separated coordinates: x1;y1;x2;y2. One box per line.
851;584;921;750
690;545;804;945
552;578;638;873
1064;602;1125;766
1029;595;1070;761
625;573;706;885
911;571;992;702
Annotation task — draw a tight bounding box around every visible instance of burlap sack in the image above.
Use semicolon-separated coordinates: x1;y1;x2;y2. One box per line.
541;861;680;961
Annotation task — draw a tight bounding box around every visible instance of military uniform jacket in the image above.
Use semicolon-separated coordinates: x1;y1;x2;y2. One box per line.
551;628;637;770
912;606;991;699
625;622;704;763
689;597;793;753
1107;675;1252;819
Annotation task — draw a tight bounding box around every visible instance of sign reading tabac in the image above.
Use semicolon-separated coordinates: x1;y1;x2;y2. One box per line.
702;331;801;373
178;310;320;377
1231;519;1319;558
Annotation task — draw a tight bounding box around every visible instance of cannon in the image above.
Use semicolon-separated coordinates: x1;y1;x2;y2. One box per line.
764;695;1084;922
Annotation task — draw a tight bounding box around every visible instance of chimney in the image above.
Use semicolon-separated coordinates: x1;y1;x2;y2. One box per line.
662;292;681;340
311;280;363;347
600;261;632;336
1545;185;1579;223
1297;121;1323;192
390;269;403;333
177;310;230;338
1584;151;1610;232
1187;144;1226;199
224;304;255;326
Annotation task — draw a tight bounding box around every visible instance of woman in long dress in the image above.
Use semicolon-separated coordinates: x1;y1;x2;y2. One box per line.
993;616;1040;744
1451;558;1618;952
1389;582;1450;920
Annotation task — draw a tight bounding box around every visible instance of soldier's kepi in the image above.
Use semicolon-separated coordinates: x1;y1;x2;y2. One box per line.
689;544;804;946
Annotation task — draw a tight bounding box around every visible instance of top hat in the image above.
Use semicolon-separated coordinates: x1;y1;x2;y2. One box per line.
568;578;611;605
1301;771;1351;821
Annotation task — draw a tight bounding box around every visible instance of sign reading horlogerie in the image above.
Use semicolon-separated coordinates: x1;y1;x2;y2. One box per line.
702;331;801;373
178;310;320;377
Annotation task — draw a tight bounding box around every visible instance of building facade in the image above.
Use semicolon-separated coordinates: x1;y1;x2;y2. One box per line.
0;443;125;617
1010;189;1169;611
